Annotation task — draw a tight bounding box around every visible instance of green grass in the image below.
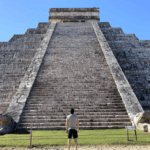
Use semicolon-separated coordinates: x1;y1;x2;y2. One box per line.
0;129;150;147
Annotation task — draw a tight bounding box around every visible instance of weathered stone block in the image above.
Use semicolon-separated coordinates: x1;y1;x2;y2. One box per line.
134;111;150;132
0;114;15;135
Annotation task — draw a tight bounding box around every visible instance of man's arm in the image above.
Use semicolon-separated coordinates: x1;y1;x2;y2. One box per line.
77;121;79;132
66;121;68;133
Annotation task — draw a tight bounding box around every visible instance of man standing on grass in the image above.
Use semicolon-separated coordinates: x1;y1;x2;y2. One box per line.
66;108;79;150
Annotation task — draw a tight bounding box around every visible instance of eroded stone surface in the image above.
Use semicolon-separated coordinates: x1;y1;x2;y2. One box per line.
92;22;143;121
0;23;50;115
0;114;14;135
17;22;132;130
134;111;150;132
99;23;150;110
49;7;100;22
5;22;56;124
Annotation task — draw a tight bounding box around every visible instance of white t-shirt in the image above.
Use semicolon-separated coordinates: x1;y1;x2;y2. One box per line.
66;114;78;130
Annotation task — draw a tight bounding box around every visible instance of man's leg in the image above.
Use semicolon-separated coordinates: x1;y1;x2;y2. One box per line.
74;138;77;150
68;139;71;150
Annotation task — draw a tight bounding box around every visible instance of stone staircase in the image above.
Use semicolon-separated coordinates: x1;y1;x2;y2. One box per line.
0;23;50;114
17;22;132;130
99;22;150;110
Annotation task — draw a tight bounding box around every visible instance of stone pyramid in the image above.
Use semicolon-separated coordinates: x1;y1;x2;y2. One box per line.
1;7;148;130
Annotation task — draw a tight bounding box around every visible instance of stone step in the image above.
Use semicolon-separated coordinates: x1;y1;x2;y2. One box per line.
28;93;121;97
31;84;118;88
9;34;24;43
0;49;37;53
53;31;95;36
16;34;45;38
125;34;139;41
23;108;126;114
20;118;130;123
24;105;125;110
53;31;96;36
26;97;122;100
0;110;7;114
44;46;102;51
0;70;26;75
112;47;146;53
0;44;41;50
100;28;124;35
139;40;150;48
104;35;128;41
0;89;18;93
12;36;44;41
31;91;119;96
33;82;116;85
53;26;94;30
0;107;8;111
37;22;49;29
56;22;91;25
18;122;132;127
0;104;9;107
24;102;124;106
25;103;124;107
53;29;95;34
26;100;123;104
55;25;92;28
15;38;44;43
49;34;97;39
21;111;128;116
33;80;115;85
0;58;31;63
26;100;123;105
49;42;100;48
33;80;116;83
29;90;120;94
107;40;140;47
98;22;111;28
29;90;119;94
108;41;140;48
27;96;122;100
0;99;11;103
25;28;47;35
56;23;92;28
31;88;120;93
0;42;8;45
21;114;129;119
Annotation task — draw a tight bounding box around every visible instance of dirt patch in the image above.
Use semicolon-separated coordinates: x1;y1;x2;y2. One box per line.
0;146;150;150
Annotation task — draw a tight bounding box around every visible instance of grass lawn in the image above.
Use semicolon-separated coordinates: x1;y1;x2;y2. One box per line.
0;129;150;147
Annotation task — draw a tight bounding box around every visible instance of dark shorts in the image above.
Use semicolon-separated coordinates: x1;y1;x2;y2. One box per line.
68;129;78;139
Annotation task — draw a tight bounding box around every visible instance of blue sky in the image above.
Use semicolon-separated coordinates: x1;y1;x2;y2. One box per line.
0;0;150;41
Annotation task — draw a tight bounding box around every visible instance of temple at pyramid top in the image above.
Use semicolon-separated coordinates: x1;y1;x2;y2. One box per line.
49;7;100;22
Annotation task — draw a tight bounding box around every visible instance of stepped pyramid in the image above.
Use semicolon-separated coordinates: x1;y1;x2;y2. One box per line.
1;7;149;130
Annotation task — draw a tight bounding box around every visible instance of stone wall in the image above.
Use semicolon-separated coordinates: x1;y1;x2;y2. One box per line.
0;22;50;115
50;8;99;12
6;22;56;124
49;8;100;22
93;22;143;121
99;22;150;110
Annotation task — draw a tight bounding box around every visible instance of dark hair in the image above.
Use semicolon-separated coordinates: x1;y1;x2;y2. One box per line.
70;108;74;114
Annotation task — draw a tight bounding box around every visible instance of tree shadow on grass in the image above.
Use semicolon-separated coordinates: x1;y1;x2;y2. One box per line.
11;129;30;134
0;130;30;136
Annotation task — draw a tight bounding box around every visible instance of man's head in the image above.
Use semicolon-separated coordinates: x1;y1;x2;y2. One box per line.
70;108;74;114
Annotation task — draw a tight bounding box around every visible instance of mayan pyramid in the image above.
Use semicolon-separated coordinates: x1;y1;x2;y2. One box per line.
1;7;149;130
